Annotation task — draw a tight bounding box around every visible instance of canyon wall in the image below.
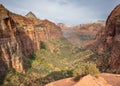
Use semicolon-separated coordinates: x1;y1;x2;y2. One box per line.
95;4;120;73
0;4;62;77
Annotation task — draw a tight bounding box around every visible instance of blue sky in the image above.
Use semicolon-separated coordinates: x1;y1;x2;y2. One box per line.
0;0;120;25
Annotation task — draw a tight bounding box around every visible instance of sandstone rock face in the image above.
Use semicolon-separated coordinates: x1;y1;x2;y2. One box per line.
45;73;120;86
105;4;120;73
0;4;62;77
0;4;24;77
96;4;120;73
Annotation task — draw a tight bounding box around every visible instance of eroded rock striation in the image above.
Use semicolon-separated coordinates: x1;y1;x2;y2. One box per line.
0;4;62;77
95;4;120;73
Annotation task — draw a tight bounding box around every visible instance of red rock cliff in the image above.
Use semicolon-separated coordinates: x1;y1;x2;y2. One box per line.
96;4;120;73
0;4;62;77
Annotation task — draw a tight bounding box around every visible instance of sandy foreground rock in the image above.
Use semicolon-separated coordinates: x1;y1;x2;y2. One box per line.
45;73;120;86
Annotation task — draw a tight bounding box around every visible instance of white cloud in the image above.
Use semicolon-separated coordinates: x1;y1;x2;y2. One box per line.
0;0;119;25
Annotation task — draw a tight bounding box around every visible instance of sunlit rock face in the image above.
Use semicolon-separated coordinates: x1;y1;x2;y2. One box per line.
0;4;62;77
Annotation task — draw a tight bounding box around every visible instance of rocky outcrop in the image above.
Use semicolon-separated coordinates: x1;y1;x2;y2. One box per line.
95;4;120;73
45;73;120;86
25;11;37;19
0;4;62;77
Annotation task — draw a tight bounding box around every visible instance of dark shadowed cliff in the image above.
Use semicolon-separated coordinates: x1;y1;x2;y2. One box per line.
94;4;120;73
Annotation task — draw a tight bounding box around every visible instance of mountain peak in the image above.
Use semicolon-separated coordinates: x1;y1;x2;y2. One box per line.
0;4;9;19
25;11;37;19
0;4;5;9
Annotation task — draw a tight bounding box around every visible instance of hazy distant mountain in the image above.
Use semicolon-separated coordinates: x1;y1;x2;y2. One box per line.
58;21;105;47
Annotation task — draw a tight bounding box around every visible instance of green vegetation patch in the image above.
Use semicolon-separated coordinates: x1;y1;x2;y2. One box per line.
2;38;99;86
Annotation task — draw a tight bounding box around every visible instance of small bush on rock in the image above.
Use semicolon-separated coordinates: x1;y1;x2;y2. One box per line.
72;62;99;81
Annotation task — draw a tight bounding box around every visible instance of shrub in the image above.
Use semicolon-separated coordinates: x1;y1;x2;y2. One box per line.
84;62;99;76
72;62;99;81
29;53;36;60
40;41;46;49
